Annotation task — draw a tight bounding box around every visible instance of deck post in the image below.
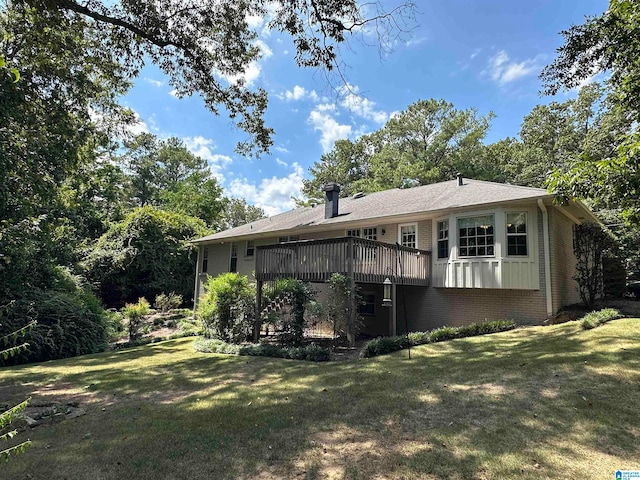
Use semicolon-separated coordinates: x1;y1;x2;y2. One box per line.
254;280;263;342
389;282;397;336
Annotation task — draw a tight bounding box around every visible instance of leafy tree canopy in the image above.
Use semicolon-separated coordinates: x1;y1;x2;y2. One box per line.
10;0;415;156
302;99;495;200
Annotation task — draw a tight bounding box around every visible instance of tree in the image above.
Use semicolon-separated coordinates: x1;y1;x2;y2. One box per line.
301;99;495;199
84;206;209;307
573;223;616;308
23;0;416;156
541;1;640;221
222;198;266;229
120;134;228;226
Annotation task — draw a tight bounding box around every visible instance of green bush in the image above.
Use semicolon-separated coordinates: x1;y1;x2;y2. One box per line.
155;292;183;313
263;278;316;346
122;298;150;342
581;308;623;330
194;338;330;362
361;320;517;358
197;273;255;343
0;268;109;365
105;309;125;342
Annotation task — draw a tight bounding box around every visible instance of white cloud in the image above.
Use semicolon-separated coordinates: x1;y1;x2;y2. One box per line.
276;158;288;167
169;89;179;97
183;136;232;181
487;50;539;85
339;83;388;124
143;77;164;88
405;36;427;47
228;162;304;216
308;108;352;153
282;85;319;102
273;145;290;154
316;103;337;112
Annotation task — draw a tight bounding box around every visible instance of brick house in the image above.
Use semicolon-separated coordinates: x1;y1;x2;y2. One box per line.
192;176;598;335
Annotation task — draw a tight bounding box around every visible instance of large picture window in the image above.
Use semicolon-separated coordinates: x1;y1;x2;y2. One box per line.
437;220;449;259
506;213;528;256
458;215;494;257
399;224;417;249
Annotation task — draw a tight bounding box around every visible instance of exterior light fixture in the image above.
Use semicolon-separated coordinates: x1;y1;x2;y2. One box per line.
382;277;392;307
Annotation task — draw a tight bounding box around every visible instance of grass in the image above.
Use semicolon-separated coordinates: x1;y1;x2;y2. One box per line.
0;319;638;479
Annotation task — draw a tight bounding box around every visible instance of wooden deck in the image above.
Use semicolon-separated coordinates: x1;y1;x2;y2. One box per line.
255;237;431;286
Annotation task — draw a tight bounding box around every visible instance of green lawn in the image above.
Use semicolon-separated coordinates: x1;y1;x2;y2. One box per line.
1;319;639;479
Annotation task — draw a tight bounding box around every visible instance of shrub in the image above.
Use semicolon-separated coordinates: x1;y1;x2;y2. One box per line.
105;309;125;342
573;223;616;308
193;338;330;361
581;308;623;330
361;320;517;358
0;271;109;365
264;278;316;346
197;273;255;343
326;273;362;346
155;292;183;313
123;298;150;342
361;336;410;358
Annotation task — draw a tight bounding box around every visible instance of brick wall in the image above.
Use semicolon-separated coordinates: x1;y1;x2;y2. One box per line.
549;209;581;310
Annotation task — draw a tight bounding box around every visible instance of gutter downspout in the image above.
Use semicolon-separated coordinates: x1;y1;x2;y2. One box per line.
193;244;202;313
537;199;553;318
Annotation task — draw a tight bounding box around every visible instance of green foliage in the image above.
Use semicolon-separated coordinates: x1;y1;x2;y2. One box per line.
84;206;208;307
197;273;255;344
301;99;495;200
325;273;362;345
264;278;316;346
193;338;330;362
104;310;126;342
0;268;109;365
222;198;266;229
573;223;617;308
0;398;31;462
123;298;150;342
603;255;627;298
361;320;517;358
581;308;623;330
154;292;183;313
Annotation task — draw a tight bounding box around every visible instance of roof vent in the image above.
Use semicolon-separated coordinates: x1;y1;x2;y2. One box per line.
353;192;365;199
456;173;464;186
323;183;341;219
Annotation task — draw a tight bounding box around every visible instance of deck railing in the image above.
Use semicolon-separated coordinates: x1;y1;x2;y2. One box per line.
255;237;430;286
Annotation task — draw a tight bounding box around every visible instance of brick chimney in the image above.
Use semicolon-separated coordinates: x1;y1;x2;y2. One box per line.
323;183;341;219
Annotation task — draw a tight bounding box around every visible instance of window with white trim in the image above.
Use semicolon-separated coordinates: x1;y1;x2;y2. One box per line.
363;227;377;241
245;240;255;257
278;235;299;243
230;243;238;272
346;229;361;238
399;224;417;249
458;215;494;257
437;220;449;259
358;293;375;316
202;247;209;273
506;212;528;256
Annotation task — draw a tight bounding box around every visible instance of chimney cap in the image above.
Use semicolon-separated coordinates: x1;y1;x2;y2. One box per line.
323;182;341;192
456;173;464;186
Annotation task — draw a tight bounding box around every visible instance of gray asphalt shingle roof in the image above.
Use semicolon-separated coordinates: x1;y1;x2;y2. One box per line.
194;179;550;243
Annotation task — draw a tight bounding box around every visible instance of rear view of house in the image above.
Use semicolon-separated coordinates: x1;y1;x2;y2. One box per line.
192;176;598;335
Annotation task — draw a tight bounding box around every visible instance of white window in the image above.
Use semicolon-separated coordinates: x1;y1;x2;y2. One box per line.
437;220;449;259
246;240;255;257
399;224;417;249
363;227;377;241
230;243;238;272
506;212;528;256
458;215;494;257
278;235;299;243
202;247;209;273
346;229;361;238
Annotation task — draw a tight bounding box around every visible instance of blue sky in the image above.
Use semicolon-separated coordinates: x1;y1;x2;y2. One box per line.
123;0;608;216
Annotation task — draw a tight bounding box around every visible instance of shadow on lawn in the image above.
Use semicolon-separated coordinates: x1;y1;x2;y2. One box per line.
3;321;639;479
